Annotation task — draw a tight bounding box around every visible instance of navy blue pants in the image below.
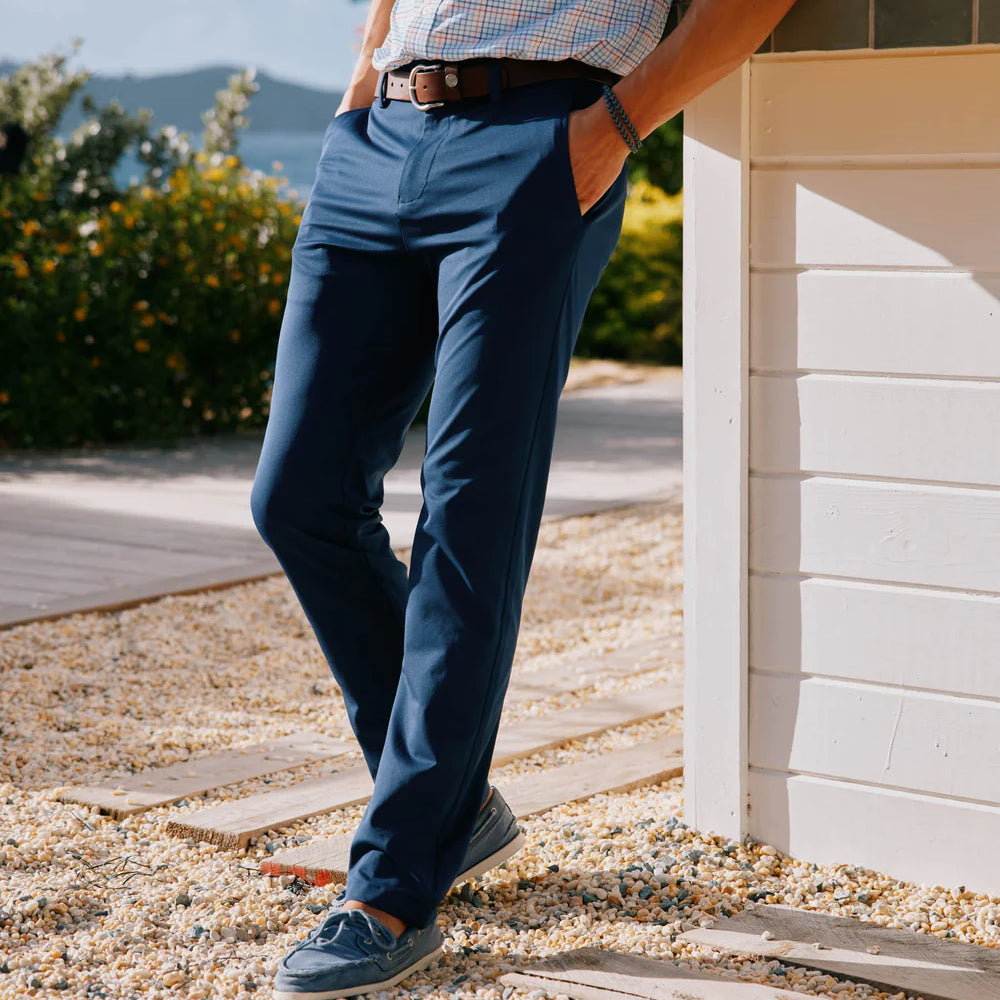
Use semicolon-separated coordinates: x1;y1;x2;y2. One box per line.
250;67;628;928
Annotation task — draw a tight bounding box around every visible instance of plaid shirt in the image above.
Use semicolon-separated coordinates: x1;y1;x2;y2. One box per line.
372;0;674;79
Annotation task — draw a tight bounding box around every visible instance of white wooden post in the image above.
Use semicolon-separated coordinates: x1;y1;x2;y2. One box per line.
681;63;751;841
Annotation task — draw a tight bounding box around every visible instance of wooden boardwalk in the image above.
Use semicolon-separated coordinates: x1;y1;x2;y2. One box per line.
0;371;683;629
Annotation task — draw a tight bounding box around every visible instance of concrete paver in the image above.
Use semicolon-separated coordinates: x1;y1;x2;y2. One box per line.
0;369;682;627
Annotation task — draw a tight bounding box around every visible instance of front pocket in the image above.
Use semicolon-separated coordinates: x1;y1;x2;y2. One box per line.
552;94;585;222
552;89;626;224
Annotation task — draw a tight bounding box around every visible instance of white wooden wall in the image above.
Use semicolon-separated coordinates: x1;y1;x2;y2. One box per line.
683;45;1000;894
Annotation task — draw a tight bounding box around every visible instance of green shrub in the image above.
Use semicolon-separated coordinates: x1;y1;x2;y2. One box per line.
576;179;683;364
1;164;299;448
0;52;295;449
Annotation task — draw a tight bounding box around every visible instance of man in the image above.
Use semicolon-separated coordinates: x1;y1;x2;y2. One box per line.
251;0;797;996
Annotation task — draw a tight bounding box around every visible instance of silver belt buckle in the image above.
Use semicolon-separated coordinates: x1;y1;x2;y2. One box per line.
408;62;447;111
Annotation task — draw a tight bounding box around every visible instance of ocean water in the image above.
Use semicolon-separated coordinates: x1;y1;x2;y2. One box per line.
113;130;327;203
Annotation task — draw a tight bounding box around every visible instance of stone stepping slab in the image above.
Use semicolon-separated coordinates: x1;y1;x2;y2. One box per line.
679;903;1000;1000
166;681;682;848
259;734;683;885
501;947;807;999
59;732;352;819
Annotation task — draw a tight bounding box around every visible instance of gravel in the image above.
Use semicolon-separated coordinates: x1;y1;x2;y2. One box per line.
1;498;997;1000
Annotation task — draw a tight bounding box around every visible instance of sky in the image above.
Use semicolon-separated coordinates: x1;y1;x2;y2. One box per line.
2;0;372;91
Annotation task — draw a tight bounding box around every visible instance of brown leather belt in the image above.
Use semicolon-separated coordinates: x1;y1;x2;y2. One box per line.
378;57;620;110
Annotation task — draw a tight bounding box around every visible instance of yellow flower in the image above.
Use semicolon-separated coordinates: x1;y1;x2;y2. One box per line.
109;200;123;214
214;221;225;233
230;329;241;343
205;274;220;288
166;351;185;370
133;300;149;313
157;311;173;324
293;214;302;225
88;242;105;257
23;220;41;236
259;262;272;275
41;260;57;275
56;332;66;343
14;263;29;279
0;391;9;405
134;339;151;353
140;313;156;328
200;198;213;212
225;155;240;169
55;242;73;255
124;214;136;230
90;356;101;368
267;299;281;316
32;191;46;202
140;186;154;200
74;307;88;322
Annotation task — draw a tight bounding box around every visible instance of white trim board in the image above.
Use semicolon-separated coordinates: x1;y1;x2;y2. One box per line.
682;62;751;842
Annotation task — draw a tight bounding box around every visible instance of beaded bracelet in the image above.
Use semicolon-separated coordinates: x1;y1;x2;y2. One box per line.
601;84;642;154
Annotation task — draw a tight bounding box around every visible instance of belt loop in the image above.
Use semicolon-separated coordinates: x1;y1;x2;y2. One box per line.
377;70;391;108
488;63;502;103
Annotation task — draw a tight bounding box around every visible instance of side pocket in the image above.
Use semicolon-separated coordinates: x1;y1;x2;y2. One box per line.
552;87;627;224
552;93;585;223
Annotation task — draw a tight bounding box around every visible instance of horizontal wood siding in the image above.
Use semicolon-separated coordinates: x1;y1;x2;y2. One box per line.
751;50;1000;159
750;374;1000;486
749;672;1000;802
749;574;1000;700
750;271;1000;378
748;769;1000;895
745;49;1000;885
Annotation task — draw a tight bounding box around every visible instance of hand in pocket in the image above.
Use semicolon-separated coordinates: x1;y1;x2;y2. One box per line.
567;100;631;216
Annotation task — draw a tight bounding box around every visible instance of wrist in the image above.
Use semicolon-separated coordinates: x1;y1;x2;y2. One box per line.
346;61;380;99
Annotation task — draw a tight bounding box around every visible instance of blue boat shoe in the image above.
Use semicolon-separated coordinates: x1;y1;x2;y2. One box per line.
273;908;443;1000
316;786;525;921
454;785;526;885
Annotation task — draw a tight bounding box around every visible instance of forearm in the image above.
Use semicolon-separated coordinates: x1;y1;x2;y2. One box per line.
615;0;799;138
343;0;396;100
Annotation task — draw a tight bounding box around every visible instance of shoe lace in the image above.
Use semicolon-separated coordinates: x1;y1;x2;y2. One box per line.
308;909;394;956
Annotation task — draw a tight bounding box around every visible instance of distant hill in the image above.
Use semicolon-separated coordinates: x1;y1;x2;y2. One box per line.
0;62;344;134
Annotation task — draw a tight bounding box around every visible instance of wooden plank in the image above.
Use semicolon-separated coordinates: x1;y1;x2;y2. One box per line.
750;271;1000;379
0;558;282;630
680;903;1000;1000
750;373;1000;487
750;51;1000;158
493;681;682;761
747;770;1000;897
169;683;683;848
505;637;674;701
502;948;807;1000
259;736;683;884
749;573;1000;700
682;62;751;842
750;168;1000;269
59;732;352;818
749;475;1000;594
748;671;1000;803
